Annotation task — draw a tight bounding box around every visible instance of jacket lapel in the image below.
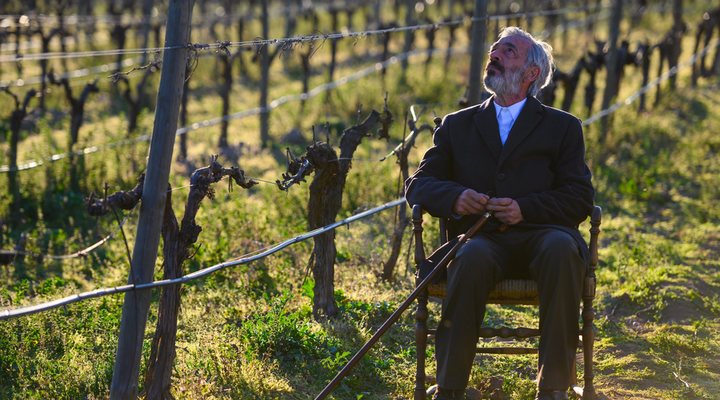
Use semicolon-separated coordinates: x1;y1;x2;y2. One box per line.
472;97;502;162
498;96;545;166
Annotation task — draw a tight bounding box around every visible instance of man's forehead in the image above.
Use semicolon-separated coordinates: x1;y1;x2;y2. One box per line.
495;34;532;51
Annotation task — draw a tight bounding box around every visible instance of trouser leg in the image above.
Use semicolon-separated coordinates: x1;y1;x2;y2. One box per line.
526;229;585;391
436;235;505;390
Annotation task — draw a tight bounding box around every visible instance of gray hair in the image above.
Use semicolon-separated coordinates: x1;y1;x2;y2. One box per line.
497;27;554;97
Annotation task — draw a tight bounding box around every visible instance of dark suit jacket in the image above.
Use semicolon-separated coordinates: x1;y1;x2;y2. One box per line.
405;96;594;240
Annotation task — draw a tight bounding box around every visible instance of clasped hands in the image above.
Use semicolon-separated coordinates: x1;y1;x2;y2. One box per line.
452;188;523;225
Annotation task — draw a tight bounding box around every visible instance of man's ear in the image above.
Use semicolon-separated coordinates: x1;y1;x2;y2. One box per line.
525;66;540;82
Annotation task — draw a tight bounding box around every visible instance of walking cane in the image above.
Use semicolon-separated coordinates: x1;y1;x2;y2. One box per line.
315;211;494;400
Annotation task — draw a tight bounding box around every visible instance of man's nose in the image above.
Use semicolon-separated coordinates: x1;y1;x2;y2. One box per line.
489;49;500;61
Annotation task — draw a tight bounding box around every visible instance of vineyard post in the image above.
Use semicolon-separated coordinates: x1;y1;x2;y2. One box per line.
467;0;488;105
638;42;651;111
327;8;340;87
139;0;155;65
444;19;458;69
109;3;131;73
691;21;708;87
214;47;233;150
259;0;271;148
493;0;500;38
13;25;23;78
400;0;416;82
109;0;194;398
281;0;298;72
668;0;684;90
49;3;70;74
423;19;437;72
560;0;569;51
178;71;191;161
78;0;96;48
713;14;720;78
522;0;533;32
299;44;313;111
586;0;602;37
599;0;623;142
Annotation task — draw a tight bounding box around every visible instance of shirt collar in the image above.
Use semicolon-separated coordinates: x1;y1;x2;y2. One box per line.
493;97;527;121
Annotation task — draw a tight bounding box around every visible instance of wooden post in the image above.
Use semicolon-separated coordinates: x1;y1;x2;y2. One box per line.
259;0;271;147
299;43;314;111
599;0;622;143
494;0;501;38
560;0;569;51
109;2;131;73
423;19;437;72
522;0;532;32
327;8;340;87
467;0;488;106
400;0;416;83
217;51;233;149
178;74;190;161
139;0;155;65
638;42;651;112
668;0;684;90
109;0;194;398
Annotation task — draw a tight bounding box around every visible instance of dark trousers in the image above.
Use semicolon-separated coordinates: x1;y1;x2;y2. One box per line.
435;227;585;391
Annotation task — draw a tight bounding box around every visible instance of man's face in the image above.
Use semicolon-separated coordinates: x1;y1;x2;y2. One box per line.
483;34;532;97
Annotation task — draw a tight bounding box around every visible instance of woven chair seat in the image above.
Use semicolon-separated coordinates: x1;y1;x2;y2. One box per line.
428;279;539;304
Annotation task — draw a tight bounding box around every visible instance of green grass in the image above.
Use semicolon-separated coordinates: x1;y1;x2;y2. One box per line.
2;2;720;399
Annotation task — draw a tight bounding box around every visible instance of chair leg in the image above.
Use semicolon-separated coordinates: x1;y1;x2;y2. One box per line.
415;288;429;400
581;279;597;400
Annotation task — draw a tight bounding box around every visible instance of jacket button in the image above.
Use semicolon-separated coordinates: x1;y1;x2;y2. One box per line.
497;173;506;181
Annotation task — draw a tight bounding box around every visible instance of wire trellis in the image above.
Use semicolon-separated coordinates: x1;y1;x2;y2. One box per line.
0;197;405;321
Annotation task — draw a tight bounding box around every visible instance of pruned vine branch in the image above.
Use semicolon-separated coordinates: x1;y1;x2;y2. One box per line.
87;174;145;216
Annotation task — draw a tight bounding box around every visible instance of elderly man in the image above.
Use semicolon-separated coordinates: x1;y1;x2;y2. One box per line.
405;27;594;400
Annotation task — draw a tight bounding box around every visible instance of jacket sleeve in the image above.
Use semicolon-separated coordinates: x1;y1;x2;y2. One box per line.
404;118;468;218
515;117;594;226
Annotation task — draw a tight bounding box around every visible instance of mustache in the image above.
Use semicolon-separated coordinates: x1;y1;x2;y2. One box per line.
487;60;504;73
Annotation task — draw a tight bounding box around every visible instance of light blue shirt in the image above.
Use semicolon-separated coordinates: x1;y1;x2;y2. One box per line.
493;98;527;145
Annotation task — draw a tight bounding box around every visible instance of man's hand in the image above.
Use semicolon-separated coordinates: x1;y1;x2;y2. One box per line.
486;197;523;225
452;189;489;215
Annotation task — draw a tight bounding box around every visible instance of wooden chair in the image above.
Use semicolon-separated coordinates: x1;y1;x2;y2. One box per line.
410;204;602;400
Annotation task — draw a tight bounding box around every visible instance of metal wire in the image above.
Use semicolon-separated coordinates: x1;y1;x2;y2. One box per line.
0;4;605;63
583;38;720;126
0;45;469;173
0;57;138;87
0;213;133;261
0;0;378;27
0;197;405;321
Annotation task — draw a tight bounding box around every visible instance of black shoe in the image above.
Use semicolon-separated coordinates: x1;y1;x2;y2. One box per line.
535;389;569;400
429;384;466;400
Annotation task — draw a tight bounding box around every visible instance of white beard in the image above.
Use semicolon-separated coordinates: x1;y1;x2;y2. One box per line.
483;66;525;98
